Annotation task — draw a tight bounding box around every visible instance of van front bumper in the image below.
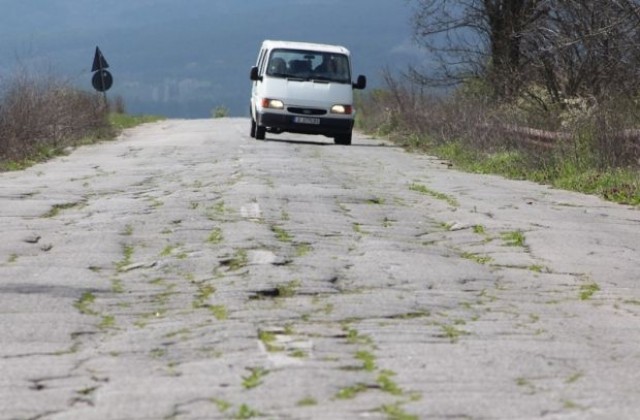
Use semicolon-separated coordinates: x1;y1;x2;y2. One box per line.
258;112;353;136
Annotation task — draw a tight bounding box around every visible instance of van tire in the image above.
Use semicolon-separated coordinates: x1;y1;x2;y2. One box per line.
250;119;256;138
334;133;352;145
255;125;266;140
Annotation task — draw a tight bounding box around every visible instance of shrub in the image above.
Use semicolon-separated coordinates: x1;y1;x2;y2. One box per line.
212;105;229;119
0;71;111;167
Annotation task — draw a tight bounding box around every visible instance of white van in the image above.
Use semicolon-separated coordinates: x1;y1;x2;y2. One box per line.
249;40;366;145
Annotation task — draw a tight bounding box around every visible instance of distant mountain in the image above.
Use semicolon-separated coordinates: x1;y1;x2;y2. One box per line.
0;0;421;118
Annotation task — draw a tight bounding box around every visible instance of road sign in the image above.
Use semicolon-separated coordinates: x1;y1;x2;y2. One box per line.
91;46;113;97
92;70;113;92
92;47;109;72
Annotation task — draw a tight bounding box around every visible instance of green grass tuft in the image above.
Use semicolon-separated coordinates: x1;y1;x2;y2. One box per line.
580;282;600;300
409;183;459;207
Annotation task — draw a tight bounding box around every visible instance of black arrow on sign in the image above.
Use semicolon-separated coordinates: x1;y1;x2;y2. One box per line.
92;46;109;72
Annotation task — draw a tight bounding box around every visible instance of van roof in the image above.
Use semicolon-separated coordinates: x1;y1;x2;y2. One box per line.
260;40;351;55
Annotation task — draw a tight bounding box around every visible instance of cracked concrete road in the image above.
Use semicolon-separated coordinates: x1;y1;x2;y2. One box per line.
1;118;639;420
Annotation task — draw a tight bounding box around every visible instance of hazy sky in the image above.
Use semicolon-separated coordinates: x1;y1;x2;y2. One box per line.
0;0;422;117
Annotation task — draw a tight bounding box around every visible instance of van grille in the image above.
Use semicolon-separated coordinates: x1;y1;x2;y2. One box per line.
288;107;327;116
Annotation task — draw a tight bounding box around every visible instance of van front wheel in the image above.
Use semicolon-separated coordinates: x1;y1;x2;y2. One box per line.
334;133;352;146
251;117;266;140
255;125;266;140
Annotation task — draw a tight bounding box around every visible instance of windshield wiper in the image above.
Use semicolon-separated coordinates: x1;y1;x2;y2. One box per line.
312;75;350;84
271;72;307;81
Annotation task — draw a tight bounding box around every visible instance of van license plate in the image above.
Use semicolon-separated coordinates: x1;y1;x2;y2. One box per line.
293;116;320;125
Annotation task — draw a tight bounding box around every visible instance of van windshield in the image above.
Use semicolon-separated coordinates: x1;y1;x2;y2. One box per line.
266;49;351;84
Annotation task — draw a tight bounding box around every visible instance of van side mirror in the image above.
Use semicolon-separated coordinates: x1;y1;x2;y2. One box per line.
353;75;367;90
250;66;262;81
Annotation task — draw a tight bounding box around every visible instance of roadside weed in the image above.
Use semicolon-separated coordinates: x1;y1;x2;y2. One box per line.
440;323;469;343
111;279;124;293
379;403;418;420
367;197;386;205
74;292;97;315
242;367;269;389
160;244;177;257
529;265;546;273
164;328;191;339
563;399;584;410
115;244;134;271
377;370;403;395
42;202;82;218
211;398;232;412
258;330;283;352
461;252;493;265
290;349;308;358
502;230;526;247
472;224;486;234
335;383;368;399
355;350;377;371
193;284;216;309
580;282;600;300
209;305;228;320
235;404;260;419
344;327;373;346
566;371;584;384
207;228;224;244
98;315;116;330
221;249;248;271
409;183;458;207
207;201;228;220
277;279;301;298
295;242;312;257
271;225;292;242
297;397;317;406
516;377;537;394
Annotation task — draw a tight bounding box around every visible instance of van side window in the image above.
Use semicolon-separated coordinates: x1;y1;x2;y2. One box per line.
257;49;268;75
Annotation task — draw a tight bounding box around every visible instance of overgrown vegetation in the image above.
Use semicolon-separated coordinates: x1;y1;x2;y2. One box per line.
357;78;640;205
0;71;163;172
357;1;640;206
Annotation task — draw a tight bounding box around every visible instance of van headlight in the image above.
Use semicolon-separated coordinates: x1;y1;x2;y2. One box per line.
261;98;284;109
330;104;353;115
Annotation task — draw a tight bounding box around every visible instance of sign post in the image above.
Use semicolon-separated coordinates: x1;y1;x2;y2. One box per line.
91;46;113;107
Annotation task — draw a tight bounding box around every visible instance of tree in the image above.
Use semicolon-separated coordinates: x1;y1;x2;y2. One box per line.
411;0;546;98
411;0;640;102
525;0;640;102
